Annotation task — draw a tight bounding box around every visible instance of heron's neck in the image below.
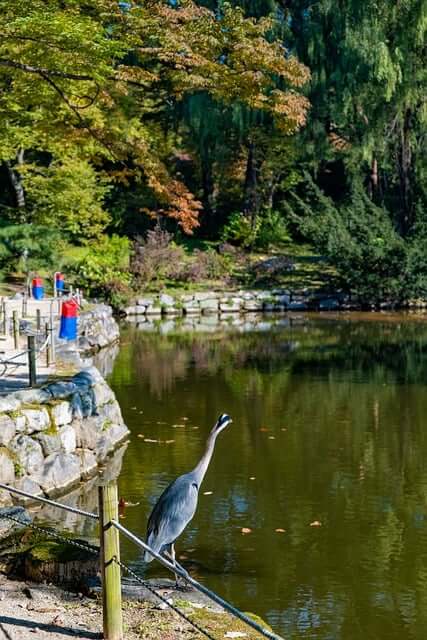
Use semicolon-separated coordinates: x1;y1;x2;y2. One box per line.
192;430;218;487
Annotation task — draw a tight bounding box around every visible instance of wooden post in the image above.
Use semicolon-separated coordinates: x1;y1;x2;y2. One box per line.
45;322;50;367
36;309;41;332
22;294;28;317
27;335;37;387
2;301;7;335
13;311;19;349
49;306;55;364
98;483;123;640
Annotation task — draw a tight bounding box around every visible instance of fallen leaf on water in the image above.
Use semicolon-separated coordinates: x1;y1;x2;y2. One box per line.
139;411;143;414
124;501;140;507
181;417;189;421
225;632;247;638
137;434;144;439
268;436;276;440
259;427;269;432
156;421;167;425
275;528;286;533
241;527;252;535
281;428;287;431
131;407;137;410
187;548;196;553
179;554;188;560
310;520;322;527
144;438;159;443
165;439;175;444
203;491;213;495
172;424;186;428
249;477;256;480
192;426;199;430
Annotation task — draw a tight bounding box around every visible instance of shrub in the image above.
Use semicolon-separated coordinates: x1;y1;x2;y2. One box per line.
221;212;260;248
182;248;229;282
131;226;186;286
256;210;291;249
69;234;131;307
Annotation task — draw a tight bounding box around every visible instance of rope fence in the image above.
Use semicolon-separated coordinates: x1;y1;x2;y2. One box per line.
0;481;283;640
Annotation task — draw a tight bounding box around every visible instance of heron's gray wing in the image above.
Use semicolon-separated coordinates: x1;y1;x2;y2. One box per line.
146;475;198;557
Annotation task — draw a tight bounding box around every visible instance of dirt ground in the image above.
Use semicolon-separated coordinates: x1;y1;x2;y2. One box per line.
0;573;267;640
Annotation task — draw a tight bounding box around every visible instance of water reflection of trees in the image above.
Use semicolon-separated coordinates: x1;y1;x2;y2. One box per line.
110;320;427;640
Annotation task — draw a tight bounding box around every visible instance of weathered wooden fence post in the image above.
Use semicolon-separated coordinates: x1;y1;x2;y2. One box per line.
36;308;41;332
13;310;19;349
98;482;123;640
27;335;37;387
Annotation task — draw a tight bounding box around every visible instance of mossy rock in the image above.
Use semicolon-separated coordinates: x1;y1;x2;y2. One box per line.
0;526;99;585
25;539;99;584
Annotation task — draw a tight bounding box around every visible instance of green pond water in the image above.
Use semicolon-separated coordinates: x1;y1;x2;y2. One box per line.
107;315;427;639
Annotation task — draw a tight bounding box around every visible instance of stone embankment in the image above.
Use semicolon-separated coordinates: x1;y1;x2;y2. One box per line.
0;303;129;511
123;289;342;319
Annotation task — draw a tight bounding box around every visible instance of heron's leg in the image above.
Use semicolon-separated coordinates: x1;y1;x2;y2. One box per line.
163;546;180;588
170;543;180;588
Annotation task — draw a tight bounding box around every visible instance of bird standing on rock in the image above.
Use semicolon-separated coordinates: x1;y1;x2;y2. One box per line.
144;413;233;586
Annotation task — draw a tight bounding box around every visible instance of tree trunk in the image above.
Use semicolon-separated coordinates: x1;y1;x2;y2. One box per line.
5;149;26;220
397;109;413;235
200;157;216;235
243;141;259;230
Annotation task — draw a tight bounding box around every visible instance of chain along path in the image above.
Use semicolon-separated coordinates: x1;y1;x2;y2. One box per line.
0;291;119;392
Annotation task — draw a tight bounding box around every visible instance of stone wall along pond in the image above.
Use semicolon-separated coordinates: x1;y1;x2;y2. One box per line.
0;366;129;506
124;289;343;318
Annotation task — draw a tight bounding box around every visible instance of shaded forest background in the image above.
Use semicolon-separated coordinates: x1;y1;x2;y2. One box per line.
0;1;425;305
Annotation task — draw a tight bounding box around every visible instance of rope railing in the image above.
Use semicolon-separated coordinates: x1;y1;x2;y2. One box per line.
0;481;284;640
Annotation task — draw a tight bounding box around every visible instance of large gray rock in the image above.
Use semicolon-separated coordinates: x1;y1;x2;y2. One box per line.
92;383;115;408
145;304;162;316
99;401;123;426
0;415;16;446
200;298;219;313
59;425;76;453
10;435;44;476
74;417;100;450
0;397;20;413
0;506;31;538
194;292;218;302
125;305;146;316
13;477;44;505
136;297;154;307
37;453;81;497
96;423;129;461
0;448;15;484
20;408;50;434
159;293;175;307
219;297;243;312
242;299;263;311
50;401;73;427
78;449;98;479
35;430;62;456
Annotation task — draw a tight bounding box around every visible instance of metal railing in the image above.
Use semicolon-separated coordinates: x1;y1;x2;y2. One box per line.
0;481;283;640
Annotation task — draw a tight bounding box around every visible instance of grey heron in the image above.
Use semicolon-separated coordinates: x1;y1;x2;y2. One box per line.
144;413;232;586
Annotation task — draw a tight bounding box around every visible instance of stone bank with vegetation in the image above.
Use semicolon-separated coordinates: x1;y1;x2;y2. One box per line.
0;304;129;508
0;368;129;506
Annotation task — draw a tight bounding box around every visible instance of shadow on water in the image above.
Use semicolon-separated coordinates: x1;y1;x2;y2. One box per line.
106;314;427;640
